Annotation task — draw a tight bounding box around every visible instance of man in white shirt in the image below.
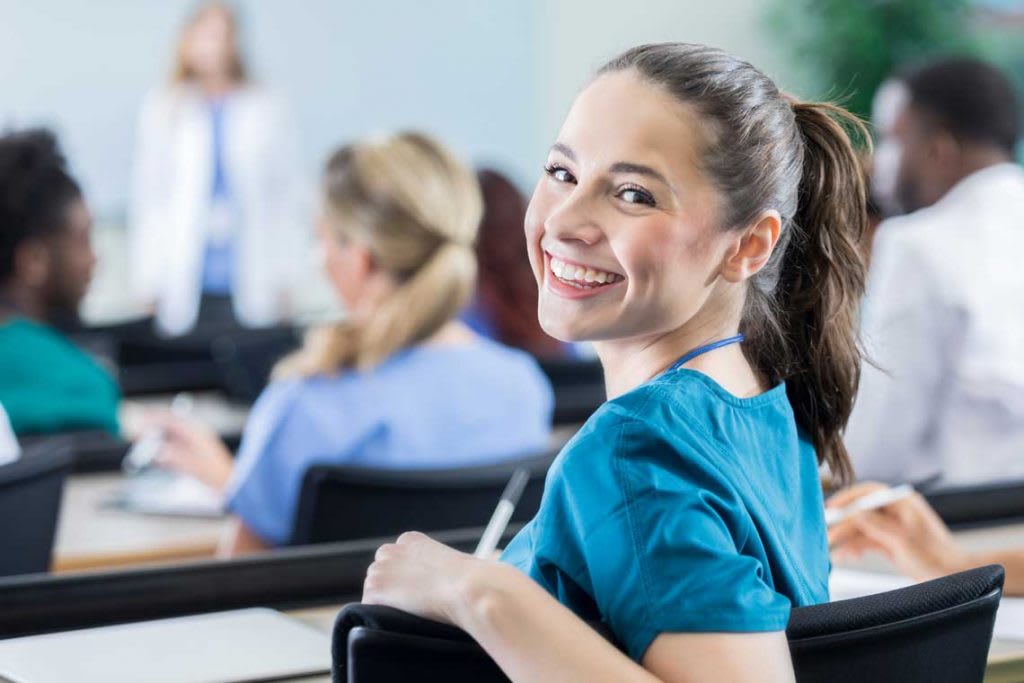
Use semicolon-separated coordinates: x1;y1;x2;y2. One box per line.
846;57;1024;486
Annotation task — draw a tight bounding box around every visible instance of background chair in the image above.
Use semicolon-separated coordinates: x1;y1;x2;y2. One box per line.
536;358;605;425
210;326;300;403
0;526;515;639
0;444;73;577
290;451;555;546
332;565;1004;683
18;430;129;473
923;478;1024;529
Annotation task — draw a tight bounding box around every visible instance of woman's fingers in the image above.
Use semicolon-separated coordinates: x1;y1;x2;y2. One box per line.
825;481;889;509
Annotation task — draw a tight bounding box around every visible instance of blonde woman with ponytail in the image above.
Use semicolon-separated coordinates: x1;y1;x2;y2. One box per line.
156;132;554;554
360;44;870;681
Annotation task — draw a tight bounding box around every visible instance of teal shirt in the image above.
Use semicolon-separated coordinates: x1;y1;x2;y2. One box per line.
0;318;121;436
501;369;829;661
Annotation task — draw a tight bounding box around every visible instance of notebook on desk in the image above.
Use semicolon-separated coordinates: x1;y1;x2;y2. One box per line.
0;608;331;683
103;469;225;518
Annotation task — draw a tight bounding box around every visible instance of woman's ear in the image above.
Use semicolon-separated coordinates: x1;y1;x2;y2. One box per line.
14;240;52;289
720;210;781;283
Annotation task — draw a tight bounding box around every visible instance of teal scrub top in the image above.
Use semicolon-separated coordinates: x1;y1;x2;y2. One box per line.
501;368;830;661
0;317;120;436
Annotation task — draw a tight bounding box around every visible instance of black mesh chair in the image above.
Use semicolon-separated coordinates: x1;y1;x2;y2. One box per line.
332;565;1004;683
0;445;73;577
290;452;555;546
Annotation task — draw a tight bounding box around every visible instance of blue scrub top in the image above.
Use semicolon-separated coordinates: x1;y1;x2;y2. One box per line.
501;368;829;661
226;339;554;545
202;98;234;295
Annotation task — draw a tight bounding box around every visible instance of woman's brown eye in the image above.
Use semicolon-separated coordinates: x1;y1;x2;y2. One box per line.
545;164;576;184
619;188;656;207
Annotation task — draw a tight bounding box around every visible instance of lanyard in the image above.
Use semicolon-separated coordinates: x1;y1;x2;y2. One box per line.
666;334;745;373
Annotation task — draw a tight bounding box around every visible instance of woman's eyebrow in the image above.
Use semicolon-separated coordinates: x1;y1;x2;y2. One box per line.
550;142;576;160
608;161;670;188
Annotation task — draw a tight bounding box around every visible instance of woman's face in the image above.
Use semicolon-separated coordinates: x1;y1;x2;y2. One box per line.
525;70;732;343
183;8;235;79
318;214;370;314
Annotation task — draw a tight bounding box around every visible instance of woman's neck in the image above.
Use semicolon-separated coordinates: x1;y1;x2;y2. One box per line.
197;74;235;98
595;315;765;401
423;320;477;348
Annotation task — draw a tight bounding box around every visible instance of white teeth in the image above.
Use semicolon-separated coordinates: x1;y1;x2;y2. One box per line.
549;256;619;286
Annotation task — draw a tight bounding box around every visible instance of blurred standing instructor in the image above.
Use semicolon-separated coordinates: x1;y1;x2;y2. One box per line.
130;2;303;336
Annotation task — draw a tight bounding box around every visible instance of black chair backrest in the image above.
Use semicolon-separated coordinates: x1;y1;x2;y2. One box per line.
922;478;1024;529
0;445;73;577
536;358;605;425
0;526;511;639
787;564;1003;682
210;327;300;403
18;430;129;473
290;452;555;546
333;565;1005;683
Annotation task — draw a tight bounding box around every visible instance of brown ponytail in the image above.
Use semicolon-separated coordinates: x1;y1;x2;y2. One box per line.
775;103;869;485
601;44;869;485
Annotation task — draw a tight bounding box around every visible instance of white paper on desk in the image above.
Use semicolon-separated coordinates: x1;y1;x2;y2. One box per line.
107;470;224;518
0;608;329;683
831;568;1024;641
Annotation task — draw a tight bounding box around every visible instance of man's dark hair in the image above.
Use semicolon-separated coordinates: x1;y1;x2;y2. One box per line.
0;129;82;282
902;57;1021;154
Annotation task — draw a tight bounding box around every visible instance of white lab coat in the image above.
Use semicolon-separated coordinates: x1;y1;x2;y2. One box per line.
0;403;18;467
129;86;305;336
846;163;1024;486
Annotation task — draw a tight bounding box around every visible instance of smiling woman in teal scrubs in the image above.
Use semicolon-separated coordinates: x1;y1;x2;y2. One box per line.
359;43;871;682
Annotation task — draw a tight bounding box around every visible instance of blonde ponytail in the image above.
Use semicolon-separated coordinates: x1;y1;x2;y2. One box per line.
275;132;482;378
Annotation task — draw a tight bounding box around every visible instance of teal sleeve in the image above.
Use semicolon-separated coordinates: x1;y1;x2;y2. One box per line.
565;413;792;661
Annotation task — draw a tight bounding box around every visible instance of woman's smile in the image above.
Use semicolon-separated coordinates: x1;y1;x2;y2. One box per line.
544;250;625;300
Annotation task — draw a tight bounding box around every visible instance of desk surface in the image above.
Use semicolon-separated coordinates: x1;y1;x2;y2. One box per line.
52;423;583;574
53;474;229;573
42;515;1024;680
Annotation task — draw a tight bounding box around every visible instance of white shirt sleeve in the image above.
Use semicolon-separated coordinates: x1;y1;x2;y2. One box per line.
0;404;20;467
844;224;962;484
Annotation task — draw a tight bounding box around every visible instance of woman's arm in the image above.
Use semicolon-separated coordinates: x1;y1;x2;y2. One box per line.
362;532;795;683
829;482;1024;595
216;517;271;558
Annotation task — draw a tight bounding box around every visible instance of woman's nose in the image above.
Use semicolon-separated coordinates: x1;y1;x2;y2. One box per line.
544;189;604;246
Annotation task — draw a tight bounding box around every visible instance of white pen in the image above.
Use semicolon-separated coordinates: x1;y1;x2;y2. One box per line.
474;468;531;558
123;392;195;474
825;483;916;527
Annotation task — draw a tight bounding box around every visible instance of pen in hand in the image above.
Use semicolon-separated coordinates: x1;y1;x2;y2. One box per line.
475;468;530;559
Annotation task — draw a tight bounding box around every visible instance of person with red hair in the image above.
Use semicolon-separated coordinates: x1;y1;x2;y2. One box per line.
464;170;568;359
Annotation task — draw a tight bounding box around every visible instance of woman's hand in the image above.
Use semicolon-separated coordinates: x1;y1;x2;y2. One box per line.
149;413;235;493
362;531;486;625
827;482;969;581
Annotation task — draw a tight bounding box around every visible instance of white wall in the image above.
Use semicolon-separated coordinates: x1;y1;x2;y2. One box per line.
1;0;798;220
533;0;809;151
